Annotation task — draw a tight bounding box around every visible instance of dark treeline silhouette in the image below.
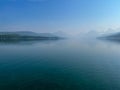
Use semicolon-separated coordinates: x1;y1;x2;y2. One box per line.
0;34;59;41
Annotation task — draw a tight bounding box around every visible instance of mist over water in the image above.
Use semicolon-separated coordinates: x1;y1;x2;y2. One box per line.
0;38;120;90
1;0;120;89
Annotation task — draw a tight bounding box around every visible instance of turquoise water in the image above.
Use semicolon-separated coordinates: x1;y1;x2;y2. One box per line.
0;39;120;90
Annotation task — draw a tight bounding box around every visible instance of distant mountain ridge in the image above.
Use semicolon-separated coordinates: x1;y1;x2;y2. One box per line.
0;31;57;37
99;32;120;41
0;31;60;41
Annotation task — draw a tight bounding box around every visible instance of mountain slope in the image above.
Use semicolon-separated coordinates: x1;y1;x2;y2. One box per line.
0;31;60;41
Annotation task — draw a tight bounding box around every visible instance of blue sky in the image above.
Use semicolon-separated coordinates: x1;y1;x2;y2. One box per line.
0;0;120;34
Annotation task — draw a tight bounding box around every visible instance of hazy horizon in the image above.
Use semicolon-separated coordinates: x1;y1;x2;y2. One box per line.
1;0;120;35
1;1;120;90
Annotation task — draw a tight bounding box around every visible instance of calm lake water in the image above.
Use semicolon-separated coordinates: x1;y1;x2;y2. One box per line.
0;38;120;90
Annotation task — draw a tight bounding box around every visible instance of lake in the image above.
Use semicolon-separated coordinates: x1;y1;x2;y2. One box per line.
0;38;120;90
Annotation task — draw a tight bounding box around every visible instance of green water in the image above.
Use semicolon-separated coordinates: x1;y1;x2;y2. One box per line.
0;39;120;90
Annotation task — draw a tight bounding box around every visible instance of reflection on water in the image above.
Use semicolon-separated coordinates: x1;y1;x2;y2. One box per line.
0;39;120;90
99;37;120;44
0;39;60;45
